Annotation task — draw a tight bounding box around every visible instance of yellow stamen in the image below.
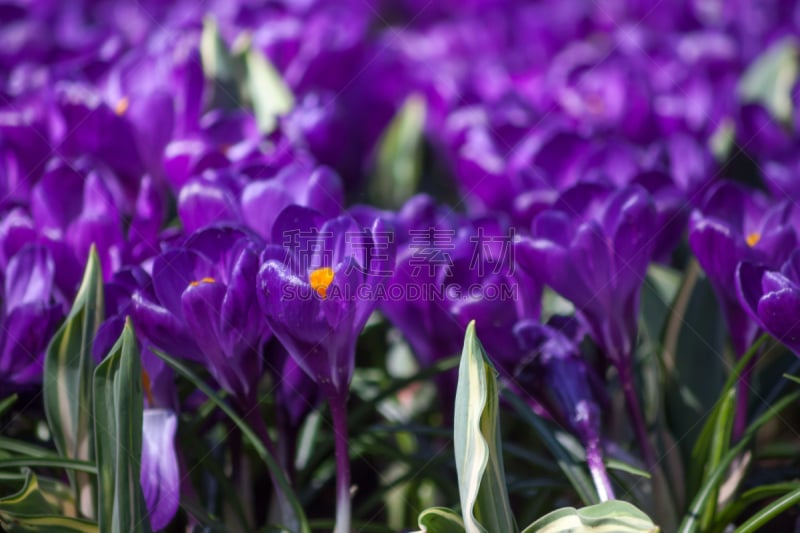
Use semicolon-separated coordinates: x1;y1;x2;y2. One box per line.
746;232;761;247
142;370;155;406
189;277;216;287
309;267;334;298
114;97;129;116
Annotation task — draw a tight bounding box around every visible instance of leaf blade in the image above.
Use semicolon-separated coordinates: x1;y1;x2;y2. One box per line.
453;321;516;533
43;246;103;519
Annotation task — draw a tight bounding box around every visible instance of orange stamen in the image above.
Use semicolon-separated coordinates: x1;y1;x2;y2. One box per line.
189;277;216;287
114;97;129;116
309;267;334;298
746;232;761;247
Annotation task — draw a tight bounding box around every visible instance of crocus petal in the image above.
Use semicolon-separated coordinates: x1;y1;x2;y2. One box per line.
131;293;201;362
141;409;179;531
757;286;800;355
736;261;767;321
241;180;293;241
0;301;61;385
182;279;244;397
5;244;54;310
177;180;240;233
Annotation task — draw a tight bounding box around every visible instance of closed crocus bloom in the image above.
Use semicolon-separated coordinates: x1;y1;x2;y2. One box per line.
0;244;63;387
737;250;800;356
141;409;180;531
375;195;466;367
688;181;798;356
30;161;127;282
510;318;613;501
517;183;656;366
241;163;343;241
516;183;657;465
133;225;267;407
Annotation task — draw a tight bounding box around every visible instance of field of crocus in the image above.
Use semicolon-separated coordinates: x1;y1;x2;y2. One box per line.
2;1;800;532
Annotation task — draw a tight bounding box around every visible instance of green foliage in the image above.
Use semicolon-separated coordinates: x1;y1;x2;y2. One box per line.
151;348;309;533
199;16;294;134
371;94;427;209
453;321;516;533
0;469;98;532
42;246;103;519
92;319;150;533
739;37;800;126
415;322;657;533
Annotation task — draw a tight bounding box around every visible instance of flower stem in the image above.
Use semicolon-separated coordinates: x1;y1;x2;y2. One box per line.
618;363;656;469
329;395;352;533
733;356;755;441
244;405;298;531
585;438;615;501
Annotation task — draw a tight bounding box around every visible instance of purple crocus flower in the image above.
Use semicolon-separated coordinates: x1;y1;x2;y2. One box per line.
257;205;395;533
688;181;798;356
0;244;63;388
737;250;800;356
510;318;614;501
257;205;394;398
132;225;267;407
516;183;656;366
177;162;343;239
141;409;180;531
516;183;658;466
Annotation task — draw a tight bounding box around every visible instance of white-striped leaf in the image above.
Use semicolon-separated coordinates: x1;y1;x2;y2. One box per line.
415;507;465;533
453;321;517;533
93;318;151;532
43;246;103;518
0;469;98;532
521;501;658;533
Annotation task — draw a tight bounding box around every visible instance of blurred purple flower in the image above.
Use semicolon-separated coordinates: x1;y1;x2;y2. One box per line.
0;244;62;388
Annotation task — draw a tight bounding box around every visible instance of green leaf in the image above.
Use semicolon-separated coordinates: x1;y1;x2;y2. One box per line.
0;458;97;474
199;16;241;110
521;501;658;533
43;246;103;519
712;482;800;530
415;507;466;533
605;459;651;480
0;437;54;458
370;94;426;209
0;469;98;532
0;394;18;417
92;319;150;533
244;44;294;134
733;486;800;533
688;334;767;498
679;389;800;533
503;391;598;506
665;270;728;465
151;349;310;533
453;321;517;533
739;37;800;126
700;387;736;529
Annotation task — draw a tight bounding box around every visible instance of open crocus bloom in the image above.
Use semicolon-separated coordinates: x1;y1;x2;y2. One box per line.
689;181;799;355
257;205;395;400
